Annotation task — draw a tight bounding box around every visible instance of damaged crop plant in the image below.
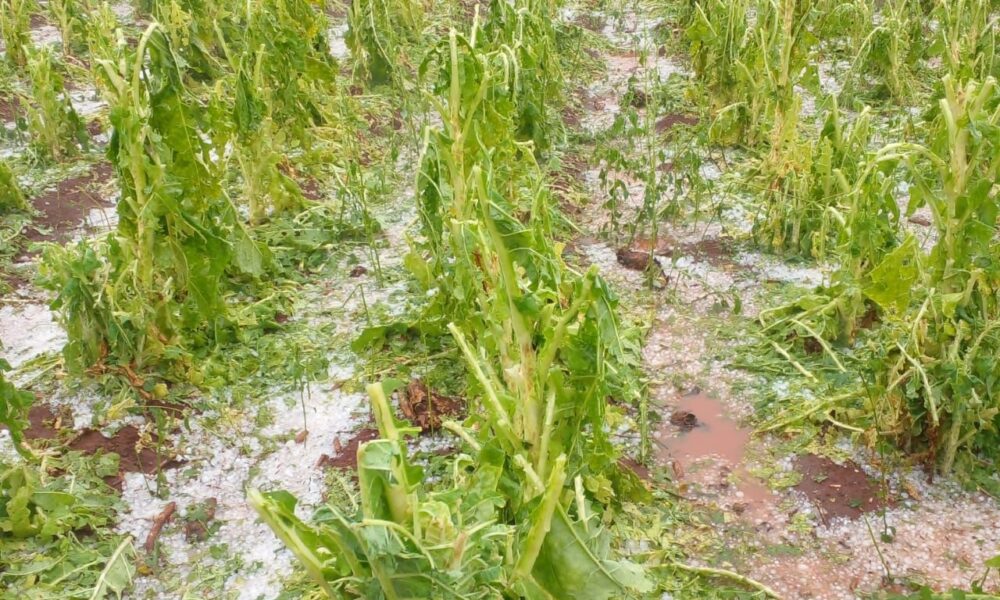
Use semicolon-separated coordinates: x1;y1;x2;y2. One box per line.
685;0;1000;477
251;5;652;598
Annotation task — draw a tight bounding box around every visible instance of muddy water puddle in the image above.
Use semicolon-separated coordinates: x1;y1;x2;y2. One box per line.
655;392;775;518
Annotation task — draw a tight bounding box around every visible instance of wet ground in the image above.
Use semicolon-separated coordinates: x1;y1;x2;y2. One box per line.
570;6;1000;599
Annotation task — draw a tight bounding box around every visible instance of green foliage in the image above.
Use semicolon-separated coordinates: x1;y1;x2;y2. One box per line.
843;0;923;102
756;76;1000;475
254;14;651;598
236;0;342;143
866;76;1000;473
482;0;567;153
153;0;232;81
48;0;85;56
251;382;651;599
81;1;120;69
688;0;817;147
931;0;998;82
216;45;308;224
0;159;28;212
0;358;34;457
410;23;645;472
0;0;34;70
24;46;88;162
685;0;750;113
346;0;423;85
39;24;265;385
755;98;898;259
0;455;136;598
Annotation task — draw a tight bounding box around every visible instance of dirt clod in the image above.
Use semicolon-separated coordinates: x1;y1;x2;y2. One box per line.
616;247;655;271
183;498;218;542
400;379;464;432
655;113;699;133
669;409;698;431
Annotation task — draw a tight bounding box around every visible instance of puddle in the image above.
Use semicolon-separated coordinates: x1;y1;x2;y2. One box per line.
656;392;774;517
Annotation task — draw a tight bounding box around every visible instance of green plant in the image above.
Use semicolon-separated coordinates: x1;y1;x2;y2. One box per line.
756;76;1000;475
754;98;892;258
212;51;308;225
866;75;1000;473
482;0;567;154
234;0;344;149
39;24;265;387
0;159;28;212
933;0;998;82
844;0;923;102
82;0;120;72
0;455;137;597
0;358;34;457
153;0;231;81
346;0;422;85
253;18;652;598
685;0;750;114
24;45;87;161
689;0;818;147
0;0;34;69
48;0;84;56
410;23;645;465
811;0;870;50
252;379;651;599
201;0;355;223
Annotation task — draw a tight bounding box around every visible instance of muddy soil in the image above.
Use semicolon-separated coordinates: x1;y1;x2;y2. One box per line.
657;391;775;519
0;93;22;123
21;162;115;249
68;425;183;487
794;454;893;522
317;427;379;471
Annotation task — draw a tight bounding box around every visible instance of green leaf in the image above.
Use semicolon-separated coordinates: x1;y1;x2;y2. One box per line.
88;537;135;600
530;505;652;599
863;237;919;312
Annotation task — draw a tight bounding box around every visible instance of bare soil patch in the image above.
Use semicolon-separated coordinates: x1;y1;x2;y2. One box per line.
621;234;737;270
0;404;63;440
24;404;62;439
793;454;892;521
317;427;379;471
23;161;115;249
655;112;699;134
68;425;183;490
0;93;22;123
